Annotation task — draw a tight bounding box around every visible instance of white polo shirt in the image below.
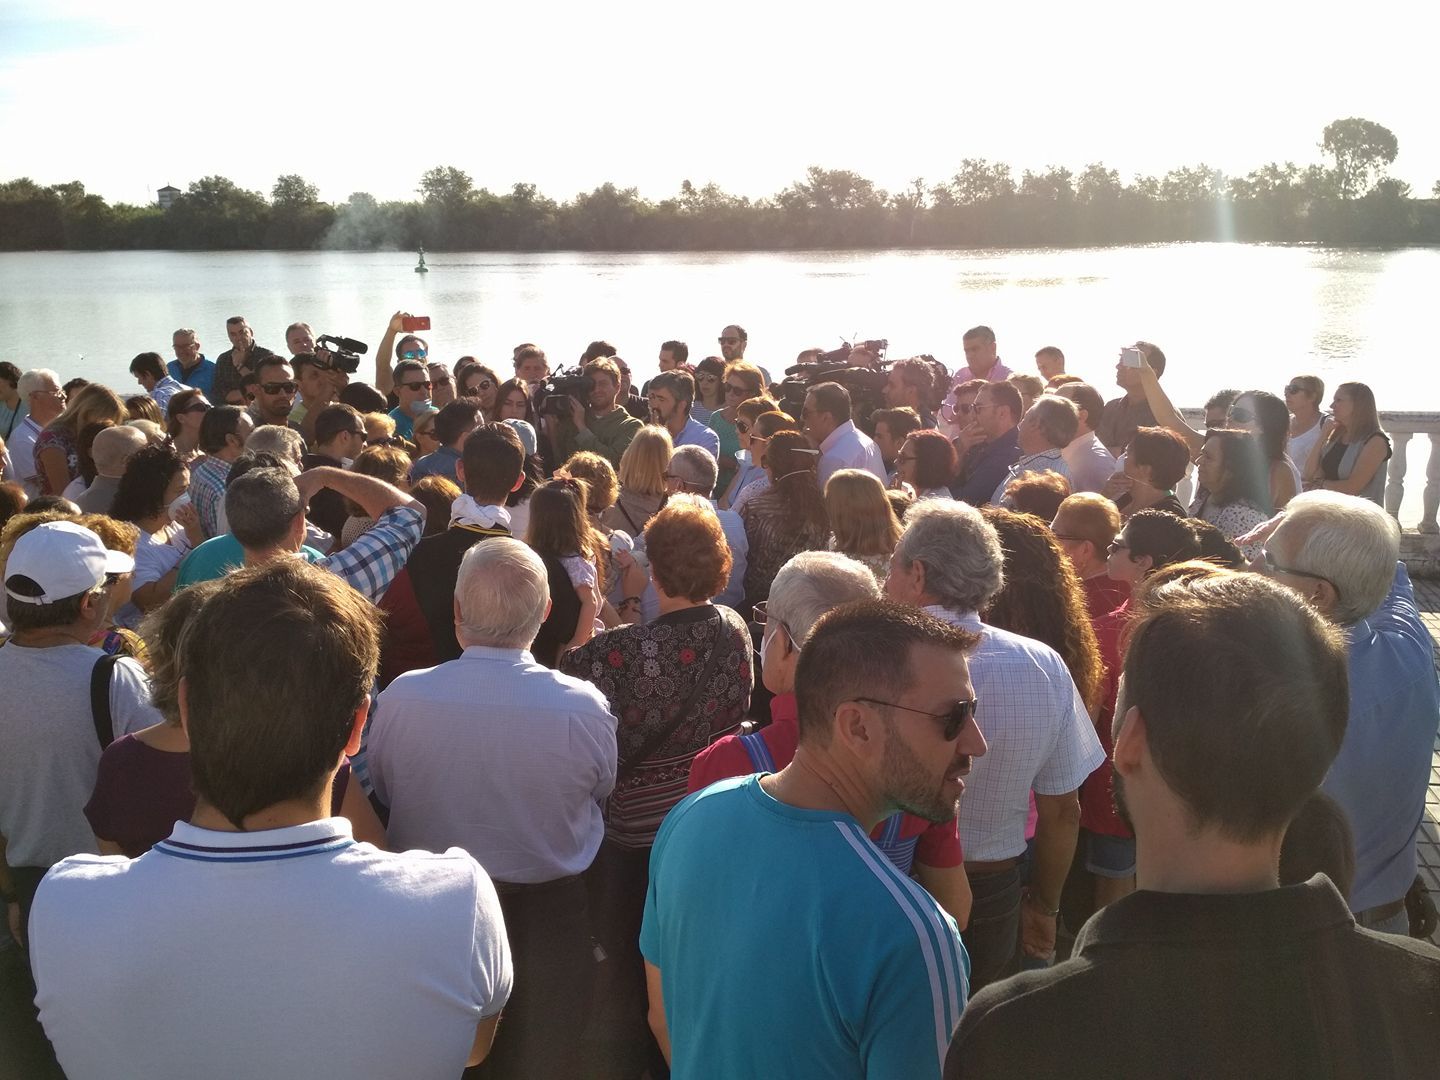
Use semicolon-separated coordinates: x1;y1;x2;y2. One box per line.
31;817;512;1080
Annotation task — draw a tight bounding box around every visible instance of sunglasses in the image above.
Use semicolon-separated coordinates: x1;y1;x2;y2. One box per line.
368;435;407;447
718;336;740;346
725;383;751;397
735;421;751;434
260;382;297;395
1283;383;1303;395
1227;406;1255;424
855;696;979;742
182;402;211;415
1261;548;1341;598
399;349;428;361
401;380;433;392
467;379;495;392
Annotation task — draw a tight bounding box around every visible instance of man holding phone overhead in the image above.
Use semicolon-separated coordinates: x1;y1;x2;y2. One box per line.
1096;341;1166;457
374;311;432;395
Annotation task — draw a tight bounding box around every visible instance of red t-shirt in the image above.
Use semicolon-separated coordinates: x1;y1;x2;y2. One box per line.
1082;573;1131;621
687;693;964;868
1080;596;1132;838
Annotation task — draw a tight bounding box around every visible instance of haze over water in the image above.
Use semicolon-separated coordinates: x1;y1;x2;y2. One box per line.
1;243;1434;519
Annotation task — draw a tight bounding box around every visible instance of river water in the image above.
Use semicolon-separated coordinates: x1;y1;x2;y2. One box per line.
0;243;1434;517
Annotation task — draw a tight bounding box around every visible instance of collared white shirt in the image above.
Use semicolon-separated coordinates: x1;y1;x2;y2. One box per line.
818;420;886;488
923;605;1104;861
368;645;618;884
1062;431;1118;494
31;817;511;1080
9;414;42;496
992;447;1070;505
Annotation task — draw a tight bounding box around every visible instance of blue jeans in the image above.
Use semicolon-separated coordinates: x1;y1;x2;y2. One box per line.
963;866;1022;992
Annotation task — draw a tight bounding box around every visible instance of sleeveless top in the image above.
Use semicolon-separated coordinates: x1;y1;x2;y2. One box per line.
1320;433;1391;506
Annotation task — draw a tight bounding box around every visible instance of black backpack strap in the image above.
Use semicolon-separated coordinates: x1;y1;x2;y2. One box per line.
90;653;120;751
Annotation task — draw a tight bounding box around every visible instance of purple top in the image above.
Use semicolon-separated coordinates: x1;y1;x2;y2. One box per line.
84;734;352;857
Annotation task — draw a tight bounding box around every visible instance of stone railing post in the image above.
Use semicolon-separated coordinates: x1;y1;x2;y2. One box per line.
1386;432;1413;519
1422;432;1440;534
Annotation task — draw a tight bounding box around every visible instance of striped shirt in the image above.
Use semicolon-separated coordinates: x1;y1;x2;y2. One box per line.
641;775;967;1078
188;455;230;539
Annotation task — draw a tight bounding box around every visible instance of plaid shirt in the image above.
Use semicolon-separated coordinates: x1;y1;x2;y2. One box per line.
188;456;231;539
320;504;424;603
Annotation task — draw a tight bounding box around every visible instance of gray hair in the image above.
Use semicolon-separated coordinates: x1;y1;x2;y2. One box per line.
769;551;880;647
669;445;718;495
245;424;306;467
895;499;1005;612
455;537;549;649
1028;395;1079;448
226;468;303;550
18;368;60;398
1276;491;1400;623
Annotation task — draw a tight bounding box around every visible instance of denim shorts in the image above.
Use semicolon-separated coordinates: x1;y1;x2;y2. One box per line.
1085;830;1137;878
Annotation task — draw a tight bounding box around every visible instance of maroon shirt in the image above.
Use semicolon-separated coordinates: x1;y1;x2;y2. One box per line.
84;734;351;858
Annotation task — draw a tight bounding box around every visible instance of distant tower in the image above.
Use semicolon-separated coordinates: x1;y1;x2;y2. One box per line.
156;185;181;210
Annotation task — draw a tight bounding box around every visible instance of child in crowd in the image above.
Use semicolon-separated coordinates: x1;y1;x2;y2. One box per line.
526;477;605;652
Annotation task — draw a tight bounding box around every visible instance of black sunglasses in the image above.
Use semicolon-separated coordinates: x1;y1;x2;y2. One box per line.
1283;383;1303;395
725;383;751;396
401;380;433;392
1227;406;1255;424
260;382;297;395
855;697;979;741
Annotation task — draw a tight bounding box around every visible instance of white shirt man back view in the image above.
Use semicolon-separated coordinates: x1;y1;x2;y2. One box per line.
30;558;512;1079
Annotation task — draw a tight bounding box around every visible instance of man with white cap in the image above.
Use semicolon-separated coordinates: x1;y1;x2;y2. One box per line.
0;522;162;948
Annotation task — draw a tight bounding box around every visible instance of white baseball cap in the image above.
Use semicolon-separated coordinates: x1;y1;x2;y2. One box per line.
4;521;135;605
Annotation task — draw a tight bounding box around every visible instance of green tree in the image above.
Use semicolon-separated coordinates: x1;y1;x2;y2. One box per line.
418;166;475;208
1321;118;1398;199
162;176;270;248
1075;163;1122;203
272;174;320;206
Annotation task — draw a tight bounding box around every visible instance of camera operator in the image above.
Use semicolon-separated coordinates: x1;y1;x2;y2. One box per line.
883;358;938;428
802;382;885;488
290;353;340;444
546;357;643;470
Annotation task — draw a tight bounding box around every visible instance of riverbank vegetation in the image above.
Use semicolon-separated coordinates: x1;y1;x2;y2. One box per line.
4;118;1437;252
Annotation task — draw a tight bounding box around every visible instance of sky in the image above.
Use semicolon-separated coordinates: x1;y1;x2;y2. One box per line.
3;0;1438;207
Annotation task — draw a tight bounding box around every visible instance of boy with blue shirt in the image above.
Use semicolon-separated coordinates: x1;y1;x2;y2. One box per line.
641;600;986;1079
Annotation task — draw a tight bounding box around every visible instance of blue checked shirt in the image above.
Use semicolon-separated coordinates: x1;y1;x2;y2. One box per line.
188;456;231;539
319;504;424;603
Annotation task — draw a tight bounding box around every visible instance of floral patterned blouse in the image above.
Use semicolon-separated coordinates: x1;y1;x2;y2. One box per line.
33;428;78;494
561;603;752;849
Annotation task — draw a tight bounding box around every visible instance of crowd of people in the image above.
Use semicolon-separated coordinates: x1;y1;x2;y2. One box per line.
0;313;1436;1080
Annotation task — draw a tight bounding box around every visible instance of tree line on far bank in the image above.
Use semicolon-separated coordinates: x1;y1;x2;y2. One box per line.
3;118;1437;253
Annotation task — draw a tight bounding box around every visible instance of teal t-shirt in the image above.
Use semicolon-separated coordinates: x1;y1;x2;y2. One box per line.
640;774;968;1079
387;406;416;439
174;535;325;592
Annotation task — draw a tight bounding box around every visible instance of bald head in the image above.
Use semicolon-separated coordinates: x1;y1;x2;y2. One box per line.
92;425;149;478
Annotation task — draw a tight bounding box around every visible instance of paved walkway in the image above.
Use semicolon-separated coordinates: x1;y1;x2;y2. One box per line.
1410;575;1440;946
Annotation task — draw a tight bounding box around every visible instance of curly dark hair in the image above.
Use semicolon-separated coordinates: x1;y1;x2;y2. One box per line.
111;442;186;525
980;507;1105;716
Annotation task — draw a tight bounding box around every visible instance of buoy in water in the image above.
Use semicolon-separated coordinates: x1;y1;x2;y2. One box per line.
415;247;429;274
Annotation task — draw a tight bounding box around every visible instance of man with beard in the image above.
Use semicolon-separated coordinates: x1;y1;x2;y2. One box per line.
646;369;719;458
885;499;1103;990
641;600;983;1080
946;567;1440;1080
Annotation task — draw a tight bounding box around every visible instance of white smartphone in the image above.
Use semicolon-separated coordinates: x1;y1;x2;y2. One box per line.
1120;347;1145;368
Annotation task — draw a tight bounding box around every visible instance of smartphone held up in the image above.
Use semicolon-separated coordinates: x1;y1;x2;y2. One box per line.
401;315;431;333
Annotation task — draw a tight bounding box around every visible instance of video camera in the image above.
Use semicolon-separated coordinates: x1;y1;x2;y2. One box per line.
315;334;367;375
774;339;891;420
534;366;595;417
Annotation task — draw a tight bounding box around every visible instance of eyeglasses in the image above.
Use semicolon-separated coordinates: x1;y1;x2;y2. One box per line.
468;380;495;392
1107;537;1131;555
752;601;794;642
953;402;976;416
1283;383;1303;396
854;696;979;742
260;382;298;395
368;435;407;447
347;428;367;439
725;383;750;397
399;349;428;361
1227;406;1255;424
400;380;433;392
718;336;740;346
181;402;211;415
1261;548;1341;598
